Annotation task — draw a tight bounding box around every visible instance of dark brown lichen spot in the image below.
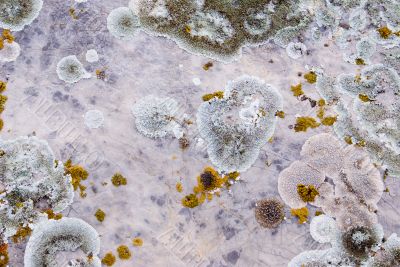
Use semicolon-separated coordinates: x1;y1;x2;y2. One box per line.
178;137;190;149
254;198;285;228
342;226;377;258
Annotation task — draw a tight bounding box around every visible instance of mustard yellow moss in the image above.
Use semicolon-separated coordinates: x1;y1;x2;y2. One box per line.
355;58;366;65
290;83;304;97
101;252;116;266
132;238;143;247
356;139;366;147
44;209;62;220
294;117;320;132
378;26;392;39
111;173;127;187
95;209;106;222
117;245;131;260
203;62;213;71
12;226;32;243
176;182;183;193
275;110;285;118
182;193;199;208
304;72;317;84
320;116;337;126
291;207;309;224
358;94;371;102
64;159;89;198
0;243;9;267
297;184;319;202
202;91;224;101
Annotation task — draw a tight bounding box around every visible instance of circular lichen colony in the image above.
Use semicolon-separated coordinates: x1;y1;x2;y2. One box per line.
254;198;285;229
24;218;101;267
56;55;91;84
135;0;311;61
131;95;181;138
0;136;74;239
0;0;43;31
341;225;381;259
196;75;283;172
107;7;140;40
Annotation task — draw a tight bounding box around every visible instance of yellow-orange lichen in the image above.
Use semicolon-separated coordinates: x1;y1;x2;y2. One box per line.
275;110;285;118
202;91;224;101
111;173;127;187
64;159;89;198
101;252;116;266
176;182;183;193
294;117;320;132
297;184;319;202
0;243;9;267
304;72;317;84
44;209;63;220
290;83;304;97
12;226;32;243
203;62;213;71
117;245;131;260
132;237;143;247
291;207;309;224
95;208;106;222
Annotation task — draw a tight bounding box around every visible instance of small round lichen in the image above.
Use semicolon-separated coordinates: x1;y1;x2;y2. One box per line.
84;109;104;129
101;253;116;266
56;55;91;84
254;198;285;229
297;184;319;203
107;7;140;40
132;237;143;247
94;208;106;222
111;173;127;187
117;245;131;260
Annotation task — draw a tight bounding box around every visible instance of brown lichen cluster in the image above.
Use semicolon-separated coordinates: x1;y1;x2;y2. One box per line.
111;173;127;187
64;159;89;198
202;91;224;101
290;207;309;224
181;167;240;208
254;198;285;229
203;61;213;71
304;71;317;84
297;184;319;203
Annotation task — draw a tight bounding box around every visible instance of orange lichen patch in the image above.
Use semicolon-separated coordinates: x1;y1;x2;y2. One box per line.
2;30;14;43
344;136;353;145
117;245;131;260
132;238;143;247
0;243;9;267
294;117;320;132
44;209;62;220
202;91;224;101
290;83;304;97
358;94;372;102
184;25;191;33
355;58;366;65
275;110;285;118
96;69;106;80
297;184;319;202
12;226;32;243
304;72;317;84
64;159;89;198
0;81;6;93
182;193;199;208
378;26;392;39
95;209;106;222
291;207;309;224
194;167;224;193
111;173;127;187
176;182;183;193
203;61;213;71
320;116;337;126
101;252;116;266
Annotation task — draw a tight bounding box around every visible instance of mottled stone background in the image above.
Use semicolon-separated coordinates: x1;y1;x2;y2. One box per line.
1;0;399;266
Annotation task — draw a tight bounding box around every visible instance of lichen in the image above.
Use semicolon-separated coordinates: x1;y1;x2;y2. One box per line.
101;253;116;266
297;184;319;202
111;173;127;187
294;117;320;132
64;159;89;198
181;193;199;208
132;238;143;247
117;245;131;260
377;26;393;39
304;72;317;84
290;207;309;224
95;208;106;222
175;182;183;193
291;83;304;97
201;91;224;101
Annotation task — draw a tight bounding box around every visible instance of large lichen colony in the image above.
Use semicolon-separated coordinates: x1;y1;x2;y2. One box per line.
1;0;400;266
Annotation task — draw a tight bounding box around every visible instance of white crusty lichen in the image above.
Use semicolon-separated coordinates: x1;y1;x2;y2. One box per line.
24;217;101;267
0;136;74;239
0;0;43;31
107;7;140;40
56;55;91;84
85;49;99;63
286;42;307;60
132;95;181;139
84;109;104;129
310;215;338;244
0;41;21;62
197;75;282;173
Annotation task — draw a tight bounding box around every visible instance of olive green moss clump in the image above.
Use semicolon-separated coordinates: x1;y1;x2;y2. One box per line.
136;0;310;61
